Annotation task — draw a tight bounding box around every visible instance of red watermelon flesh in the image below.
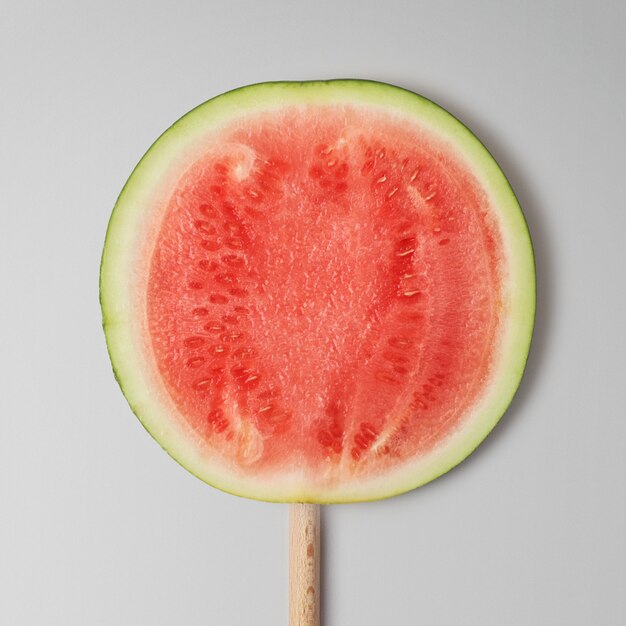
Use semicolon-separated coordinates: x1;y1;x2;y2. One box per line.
101;81;534;502
148;107;502;478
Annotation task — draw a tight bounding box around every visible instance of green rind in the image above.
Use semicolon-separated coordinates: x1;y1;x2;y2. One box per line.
100;79;535;503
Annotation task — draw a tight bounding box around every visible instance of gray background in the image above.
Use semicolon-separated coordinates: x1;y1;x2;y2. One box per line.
1;1;625;624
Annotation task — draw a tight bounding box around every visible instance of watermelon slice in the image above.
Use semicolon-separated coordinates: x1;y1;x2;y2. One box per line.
100;80;535;503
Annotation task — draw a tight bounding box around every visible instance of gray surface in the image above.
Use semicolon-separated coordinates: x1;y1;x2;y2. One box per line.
1;1;625;624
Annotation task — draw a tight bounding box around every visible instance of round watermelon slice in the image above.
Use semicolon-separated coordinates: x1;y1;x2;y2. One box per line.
100;80;535;503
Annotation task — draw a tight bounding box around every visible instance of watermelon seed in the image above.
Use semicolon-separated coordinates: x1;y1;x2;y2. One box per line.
186;356;205;368
242;374;260;390
327;159;337;167
388;336;413;349
214;418;229;433
354;433;370;450
231;363;252;378
317;430;333;447
199;259;220;272
206;408;223;423
402;290;421;298
378;148;386;159
221;201;237;219
433;226;442;233
209;294;229;304
361;160;374;175
229;287;249;298
198;203;218;218
409;169;419;182
221;331;245;343
376;175;387;184
222;221;243;236
204;321;225;333
214;272;236;286
396;237;416;257
387;187;399;199
329;421;343;439
383;351;409;364
412;397;428;410
195;220;218;236
376;370;400;385
201;240;222;252
230;365;261;389
225;237;245;250
193;378;213;391
222;254;245;267
184;336;205;348
326;400;343;418
208;344;229;356
425;190;437;200
360;423;378;440
258;405;286;424
233;346;257;359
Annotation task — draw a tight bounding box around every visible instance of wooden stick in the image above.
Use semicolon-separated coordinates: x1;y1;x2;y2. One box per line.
289;503;320;626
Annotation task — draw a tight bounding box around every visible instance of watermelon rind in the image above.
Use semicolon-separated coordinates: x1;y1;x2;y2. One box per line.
100;80;535;503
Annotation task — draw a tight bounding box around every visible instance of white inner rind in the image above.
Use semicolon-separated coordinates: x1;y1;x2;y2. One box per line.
100;80;535;503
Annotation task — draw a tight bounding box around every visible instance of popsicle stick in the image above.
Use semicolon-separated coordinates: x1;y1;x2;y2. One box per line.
289;503;320;626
